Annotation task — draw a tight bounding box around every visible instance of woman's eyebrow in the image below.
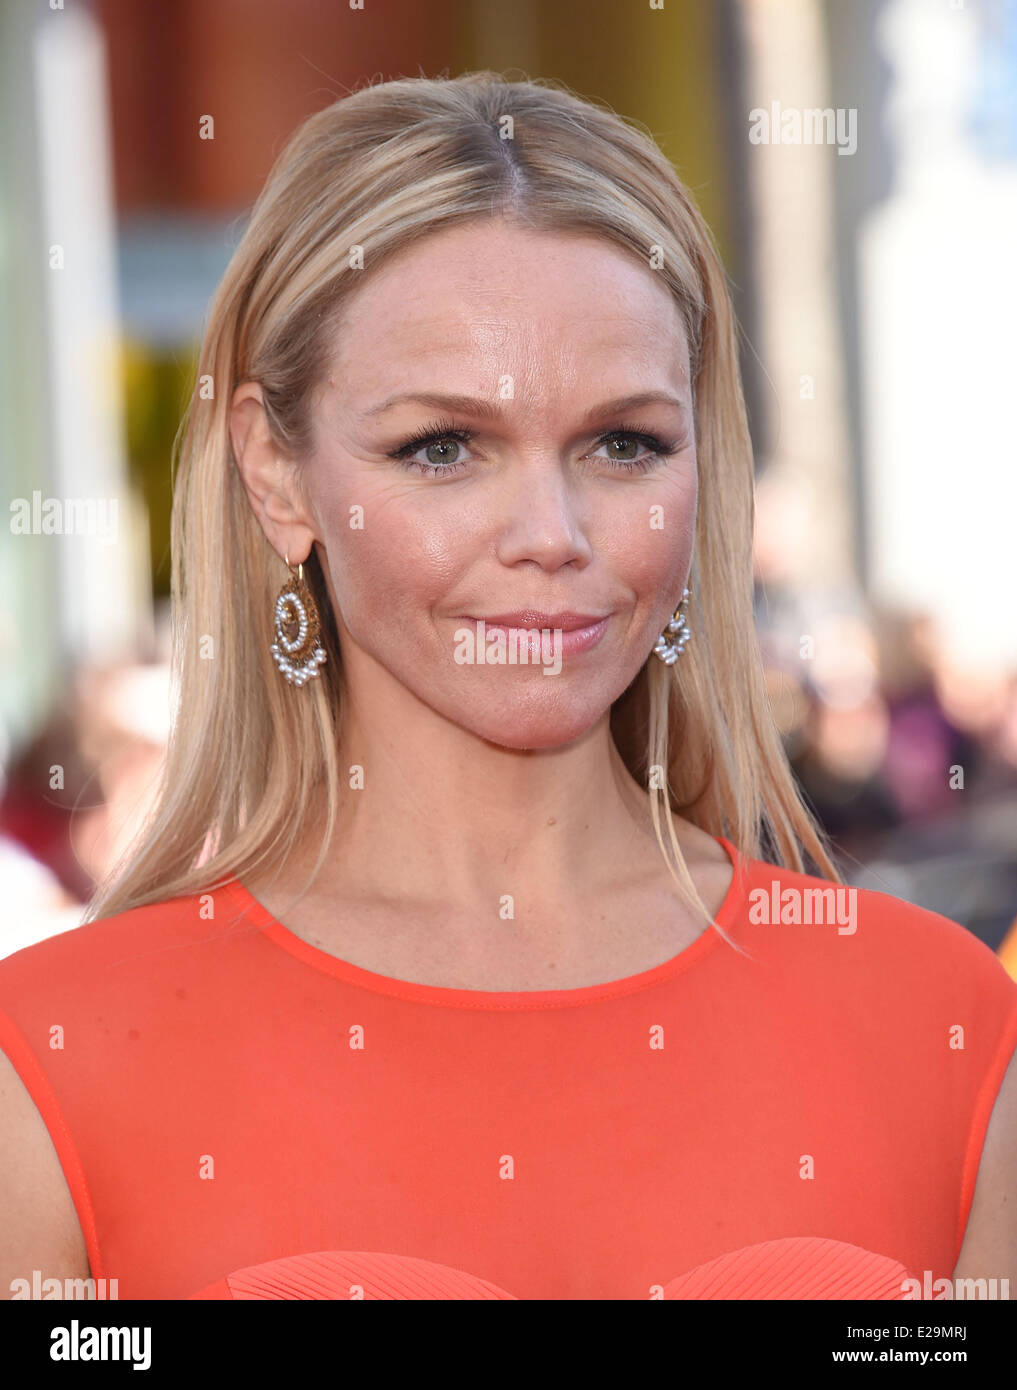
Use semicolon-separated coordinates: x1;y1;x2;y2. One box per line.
362;389;690;421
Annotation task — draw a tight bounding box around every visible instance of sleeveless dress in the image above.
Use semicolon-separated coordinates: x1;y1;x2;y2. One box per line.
1;837;1015;1300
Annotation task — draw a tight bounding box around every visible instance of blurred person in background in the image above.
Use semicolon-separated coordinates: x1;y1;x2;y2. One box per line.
875;611;983;826
0;663;169;958
0;701;94;956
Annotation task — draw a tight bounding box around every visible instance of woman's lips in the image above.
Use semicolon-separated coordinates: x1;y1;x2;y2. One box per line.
474;611;610;630
461;614;611;656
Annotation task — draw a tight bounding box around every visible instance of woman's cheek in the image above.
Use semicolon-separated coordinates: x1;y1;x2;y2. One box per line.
318;497;461;626
609;473;697;588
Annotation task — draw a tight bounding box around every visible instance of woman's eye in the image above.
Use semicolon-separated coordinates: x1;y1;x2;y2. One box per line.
390;429;474;475
589;431;676;471
416;438;470;471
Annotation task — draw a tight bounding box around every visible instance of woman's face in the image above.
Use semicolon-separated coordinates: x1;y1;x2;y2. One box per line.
300;219;697;749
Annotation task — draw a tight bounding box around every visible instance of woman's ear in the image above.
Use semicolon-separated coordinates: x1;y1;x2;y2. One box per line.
229;381;317;563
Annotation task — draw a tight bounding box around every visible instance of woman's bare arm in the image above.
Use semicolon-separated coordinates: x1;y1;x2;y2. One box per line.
0;1048;91;1299
952;1044;1017;1289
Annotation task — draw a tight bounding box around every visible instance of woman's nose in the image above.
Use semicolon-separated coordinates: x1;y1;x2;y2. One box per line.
491;458;594;570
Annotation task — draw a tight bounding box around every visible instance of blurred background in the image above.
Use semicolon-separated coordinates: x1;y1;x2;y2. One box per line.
1;0;1016;971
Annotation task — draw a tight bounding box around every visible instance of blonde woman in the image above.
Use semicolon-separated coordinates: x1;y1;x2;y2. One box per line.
1;73;1014;1302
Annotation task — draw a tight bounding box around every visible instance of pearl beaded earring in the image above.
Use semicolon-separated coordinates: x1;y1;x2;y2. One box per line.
270;553;327;686
652;586;692;665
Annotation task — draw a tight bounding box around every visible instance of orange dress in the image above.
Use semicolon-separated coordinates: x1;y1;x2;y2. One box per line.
1;837;1015;1301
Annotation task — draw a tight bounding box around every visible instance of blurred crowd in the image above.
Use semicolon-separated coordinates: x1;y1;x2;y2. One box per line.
753;496;1017;969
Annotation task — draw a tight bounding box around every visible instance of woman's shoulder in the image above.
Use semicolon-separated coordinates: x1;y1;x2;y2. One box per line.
737;849;1017;1013
0;877;244;1006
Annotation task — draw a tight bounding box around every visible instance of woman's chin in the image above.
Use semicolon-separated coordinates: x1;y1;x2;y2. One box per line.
453;703;608;752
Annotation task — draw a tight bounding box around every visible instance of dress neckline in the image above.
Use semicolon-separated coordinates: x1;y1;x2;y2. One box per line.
220;835;751;1011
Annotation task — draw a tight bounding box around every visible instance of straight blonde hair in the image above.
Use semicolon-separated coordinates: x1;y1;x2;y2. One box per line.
84;71;842;939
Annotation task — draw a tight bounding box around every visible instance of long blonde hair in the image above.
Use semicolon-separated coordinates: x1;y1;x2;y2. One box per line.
84;70;842;936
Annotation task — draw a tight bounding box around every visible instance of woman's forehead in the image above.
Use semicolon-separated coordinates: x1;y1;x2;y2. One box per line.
321;228;690;405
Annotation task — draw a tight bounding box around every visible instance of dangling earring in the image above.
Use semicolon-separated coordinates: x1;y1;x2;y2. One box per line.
653;585;692;665
270;552;327;686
